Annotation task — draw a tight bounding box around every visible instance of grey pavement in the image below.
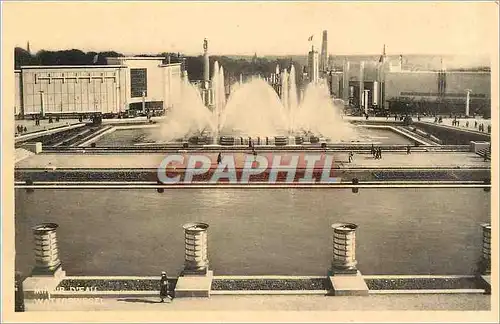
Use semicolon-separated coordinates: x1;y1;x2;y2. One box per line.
16;151;490;169
23;294;491;312
345;116;491;132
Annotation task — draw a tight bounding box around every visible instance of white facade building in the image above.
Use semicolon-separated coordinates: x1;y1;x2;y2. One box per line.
308;46;319;84
15;57;182;117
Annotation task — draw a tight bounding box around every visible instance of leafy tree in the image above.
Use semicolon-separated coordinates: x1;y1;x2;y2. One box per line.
14;47;34;69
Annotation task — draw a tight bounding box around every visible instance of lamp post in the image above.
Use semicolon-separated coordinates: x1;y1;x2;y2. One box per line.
39;91;45;118
142;90;146;115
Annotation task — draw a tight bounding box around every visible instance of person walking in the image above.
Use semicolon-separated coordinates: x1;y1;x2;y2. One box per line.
371;144;375;157
407;145;411;155
348;152;353;163
217;152;222;164
159;271;172;303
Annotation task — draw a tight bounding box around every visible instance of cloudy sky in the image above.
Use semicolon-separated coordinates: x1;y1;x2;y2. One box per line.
3;1;498;57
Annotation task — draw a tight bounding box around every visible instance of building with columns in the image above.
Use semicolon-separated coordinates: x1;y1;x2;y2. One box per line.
326;46;491;115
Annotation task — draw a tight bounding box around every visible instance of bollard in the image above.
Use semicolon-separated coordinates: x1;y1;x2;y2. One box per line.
351;178;359;194
484;178;491;192
15;272;25;312
25;178;34;193
331;223;358;274
32;223;62;275
183;223;209;275
157;179;164;193
480;223;491;275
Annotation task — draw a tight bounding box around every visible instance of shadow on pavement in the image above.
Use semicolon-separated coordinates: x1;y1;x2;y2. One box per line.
117;298;166;304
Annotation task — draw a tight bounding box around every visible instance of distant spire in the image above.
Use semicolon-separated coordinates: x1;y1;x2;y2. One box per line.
379;44;387;63
26;41;31;54
440;57;446;71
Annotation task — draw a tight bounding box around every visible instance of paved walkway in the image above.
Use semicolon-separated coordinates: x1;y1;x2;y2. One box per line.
23;294;490;312
15;119;81;136
345;116;492;133
16;151;490;169
420;117;492;130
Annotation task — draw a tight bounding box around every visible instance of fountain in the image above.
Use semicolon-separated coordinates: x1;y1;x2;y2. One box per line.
152;60;356;146
294;80;355;141
151;76;215;143
288;65;299;134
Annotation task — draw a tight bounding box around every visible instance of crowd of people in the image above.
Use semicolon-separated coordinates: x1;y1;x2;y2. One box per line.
443;117;491;133
16;115;63;136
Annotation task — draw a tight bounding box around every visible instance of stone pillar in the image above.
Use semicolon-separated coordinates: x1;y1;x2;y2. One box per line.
373;81;379;106
331;223;358;274
363;90;370;115
359;62;364;109
465;90;471;117
116;85;121;114
22;223;66;300
183;222;209;274
329;222;368;296
32;223;62;275
175;222;213;298
480;223;491;275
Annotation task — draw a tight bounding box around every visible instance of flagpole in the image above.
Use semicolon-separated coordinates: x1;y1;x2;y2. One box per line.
308;35;314;50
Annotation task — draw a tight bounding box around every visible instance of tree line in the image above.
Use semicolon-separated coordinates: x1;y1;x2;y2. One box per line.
14;47;304;85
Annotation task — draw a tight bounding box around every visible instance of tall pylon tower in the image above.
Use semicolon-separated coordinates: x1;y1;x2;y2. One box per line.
320;30;328;74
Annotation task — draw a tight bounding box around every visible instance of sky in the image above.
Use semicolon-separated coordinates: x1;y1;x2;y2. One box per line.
2;1;498;57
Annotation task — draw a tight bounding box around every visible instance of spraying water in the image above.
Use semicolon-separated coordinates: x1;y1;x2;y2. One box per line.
212;61;220;141
220;77;289;137
281;69;289;115
151;61;355;143
288;64;299;134
219;66;226;114
152;80;215;142
294;80;355;141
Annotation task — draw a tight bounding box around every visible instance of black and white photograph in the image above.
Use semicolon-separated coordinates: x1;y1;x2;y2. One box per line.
2;1;498;322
